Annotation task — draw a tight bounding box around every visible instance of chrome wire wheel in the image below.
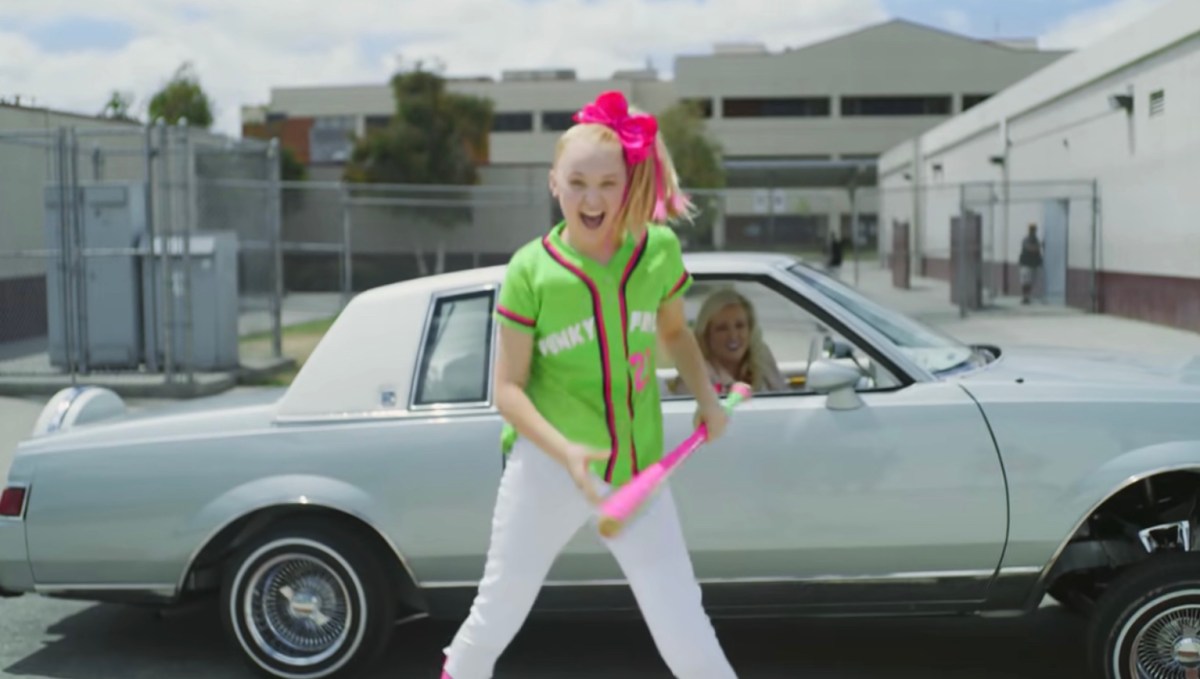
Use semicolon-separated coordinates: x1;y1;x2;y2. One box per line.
1108;587;1200;679
245;552;354;666
1121;594;1200;679
226;535;373;679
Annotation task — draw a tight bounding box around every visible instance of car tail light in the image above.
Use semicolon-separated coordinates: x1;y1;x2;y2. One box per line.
0;487;27;518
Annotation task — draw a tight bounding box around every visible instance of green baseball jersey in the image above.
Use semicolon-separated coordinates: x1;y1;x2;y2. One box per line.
495;221;693;488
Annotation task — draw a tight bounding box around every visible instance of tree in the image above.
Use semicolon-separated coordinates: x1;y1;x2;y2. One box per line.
279;147;307;182
342;63;494;275
657;100;726;248
100;90;136;122
658;100;726;190
148;62;214;128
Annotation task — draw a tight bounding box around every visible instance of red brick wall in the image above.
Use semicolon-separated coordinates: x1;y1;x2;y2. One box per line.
916;256;1199;332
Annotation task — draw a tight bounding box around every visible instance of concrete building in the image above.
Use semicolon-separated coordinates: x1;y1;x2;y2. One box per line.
878;0;1200;331
242;19;1067;266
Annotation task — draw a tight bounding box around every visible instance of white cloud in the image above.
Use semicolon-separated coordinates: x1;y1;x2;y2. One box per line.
1039;0;1173;50
0;0;887;137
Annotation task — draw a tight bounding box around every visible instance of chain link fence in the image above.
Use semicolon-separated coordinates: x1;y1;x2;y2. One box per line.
0;122;282;394
0;123;1102;397
876;179;1100;313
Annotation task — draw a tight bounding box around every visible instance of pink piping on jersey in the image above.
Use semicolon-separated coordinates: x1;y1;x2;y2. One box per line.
540;236;620;482
496;304;535;328
618;229;649;477
667;270;691;299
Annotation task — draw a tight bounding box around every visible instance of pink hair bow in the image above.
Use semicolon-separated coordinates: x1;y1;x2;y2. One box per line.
573;90;685;221
572;90;658;166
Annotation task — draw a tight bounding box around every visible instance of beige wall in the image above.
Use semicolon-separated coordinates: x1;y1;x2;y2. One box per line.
0;107;147;281
675;21;1065;162
260;21;1065;171
674;22;1063;98
0;106;269;284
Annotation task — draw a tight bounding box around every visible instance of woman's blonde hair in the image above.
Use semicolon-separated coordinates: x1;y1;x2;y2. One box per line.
690;288;777;392
554;120;696;241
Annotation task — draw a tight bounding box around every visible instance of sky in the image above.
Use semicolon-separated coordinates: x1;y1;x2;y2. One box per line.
0;0;1175;138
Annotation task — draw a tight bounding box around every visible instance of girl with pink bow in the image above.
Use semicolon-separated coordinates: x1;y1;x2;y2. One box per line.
439;90;738;679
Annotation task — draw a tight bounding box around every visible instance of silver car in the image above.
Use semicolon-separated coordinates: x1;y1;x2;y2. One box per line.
3;252;1200;679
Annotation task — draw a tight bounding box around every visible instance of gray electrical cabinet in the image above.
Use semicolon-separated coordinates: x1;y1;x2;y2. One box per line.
142;231;240;372
44;182;147;370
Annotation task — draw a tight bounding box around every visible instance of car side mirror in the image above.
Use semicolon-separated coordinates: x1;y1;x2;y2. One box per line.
807;359;864;411
823;336;855;359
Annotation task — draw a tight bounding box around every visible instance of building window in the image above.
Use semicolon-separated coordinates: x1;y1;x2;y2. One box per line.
309;115;357;163
1149;90;1165;117
962;94;992;111
492;112;534;132
723;97;830;118
541;111;576;131
841;96;952;116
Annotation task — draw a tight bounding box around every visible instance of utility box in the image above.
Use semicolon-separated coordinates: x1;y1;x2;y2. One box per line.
44;182;147;370
142;231;240;372
950;212;984;311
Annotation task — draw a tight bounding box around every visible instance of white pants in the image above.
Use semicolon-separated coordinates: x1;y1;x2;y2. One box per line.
442;439;736;679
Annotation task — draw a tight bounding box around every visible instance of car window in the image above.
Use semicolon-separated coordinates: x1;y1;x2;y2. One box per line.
786;263;975;375
657;277;901;399
412;290;494;406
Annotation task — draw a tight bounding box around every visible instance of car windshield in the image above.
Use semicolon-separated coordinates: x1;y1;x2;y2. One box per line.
786;263;977;375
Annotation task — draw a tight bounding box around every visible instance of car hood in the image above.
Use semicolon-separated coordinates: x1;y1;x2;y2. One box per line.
954;345;1200;388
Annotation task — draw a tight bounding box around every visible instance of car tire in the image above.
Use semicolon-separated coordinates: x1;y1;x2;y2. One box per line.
219;517;396;679
1088;552;1200;679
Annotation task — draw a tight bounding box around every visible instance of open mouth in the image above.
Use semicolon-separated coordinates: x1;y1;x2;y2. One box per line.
581;212;605;230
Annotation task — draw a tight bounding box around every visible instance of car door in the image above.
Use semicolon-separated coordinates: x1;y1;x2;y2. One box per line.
655;274;1009;609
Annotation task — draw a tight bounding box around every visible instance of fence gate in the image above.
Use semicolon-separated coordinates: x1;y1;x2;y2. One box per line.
0;123;282;394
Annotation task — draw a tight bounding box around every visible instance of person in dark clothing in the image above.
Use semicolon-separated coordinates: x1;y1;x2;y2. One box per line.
826;230;847;279
1018;223;1043;304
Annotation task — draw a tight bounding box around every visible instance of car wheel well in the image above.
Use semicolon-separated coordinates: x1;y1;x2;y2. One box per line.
183;504;426;617
1042;470;1200;614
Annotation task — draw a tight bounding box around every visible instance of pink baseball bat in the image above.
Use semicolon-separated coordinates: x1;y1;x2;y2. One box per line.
597;382;752;538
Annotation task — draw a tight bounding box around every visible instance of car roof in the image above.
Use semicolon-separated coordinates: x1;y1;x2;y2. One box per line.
365;250;802;297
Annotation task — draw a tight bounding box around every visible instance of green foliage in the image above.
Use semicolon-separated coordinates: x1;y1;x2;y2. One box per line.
342;63;495;237
658;99;725;189
343;64;493;186
148;62;214;128
279;147;306;181
100;90;136;121
657;100;726;247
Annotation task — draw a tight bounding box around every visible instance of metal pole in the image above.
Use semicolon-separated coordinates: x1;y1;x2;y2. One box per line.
55;127;77;383
958;183;967;319
850;185;860;286
341;183;353;306
159;119;175;386
68;127;90;373
268;138;283;358
180;119;195;388
989;185;998;301
1091;179;1100;313
143;122;159;372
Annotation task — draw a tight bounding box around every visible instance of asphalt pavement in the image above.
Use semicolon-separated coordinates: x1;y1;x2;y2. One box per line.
0;592;1085;678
